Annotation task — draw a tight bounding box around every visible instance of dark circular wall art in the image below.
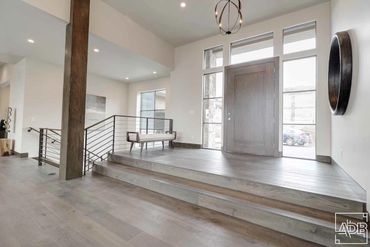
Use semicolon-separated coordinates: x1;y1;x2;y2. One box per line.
328;31;353;115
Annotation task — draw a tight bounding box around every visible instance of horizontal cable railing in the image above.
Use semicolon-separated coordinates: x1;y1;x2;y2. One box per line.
28;127;61;168
84;115;173;174
27;128;102;169
28;115;174;175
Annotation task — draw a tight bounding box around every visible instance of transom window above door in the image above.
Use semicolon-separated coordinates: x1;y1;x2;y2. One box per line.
283;21;316;54
230;32;274;65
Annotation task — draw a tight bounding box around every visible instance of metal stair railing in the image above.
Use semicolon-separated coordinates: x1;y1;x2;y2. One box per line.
28;115;174;175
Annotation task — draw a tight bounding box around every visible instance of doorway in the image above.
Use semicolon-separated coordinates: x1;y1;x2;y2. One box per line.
223;57;279;156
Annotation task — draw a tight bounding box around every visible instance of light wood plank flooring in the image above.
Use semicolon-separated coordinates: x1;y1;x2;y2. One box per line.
115;148;366;203
0;157;319;247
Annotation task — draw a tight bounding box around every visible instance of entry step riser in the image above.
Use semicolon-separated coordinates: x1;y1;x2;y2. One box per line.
94;163;340;247
109;154;364;214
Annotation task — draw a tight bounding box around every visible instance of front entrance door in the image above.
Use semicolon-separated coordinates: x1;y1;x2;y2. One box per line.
223;58;279;156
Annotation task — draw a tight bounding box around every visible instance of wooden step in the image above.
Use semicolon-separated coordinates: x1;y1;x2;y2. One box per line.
109;153;366;214
93;161;367;246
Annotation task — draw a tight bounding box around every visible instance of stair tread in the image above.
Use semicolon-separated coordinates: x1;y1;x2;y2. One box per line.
96;160;338;228
112;153;365;204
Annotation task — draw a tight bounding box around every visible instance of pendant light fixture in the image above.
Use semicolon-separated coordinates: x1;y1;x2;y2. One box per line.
215;0;243;35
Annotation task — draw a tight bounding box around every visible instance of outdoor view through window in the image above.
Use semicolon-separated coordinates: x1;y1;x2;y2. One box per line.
283;22;317;159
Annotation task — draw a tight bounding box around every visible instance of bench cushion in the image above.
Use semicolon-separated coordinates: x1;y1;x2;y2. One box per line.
128;133;176;142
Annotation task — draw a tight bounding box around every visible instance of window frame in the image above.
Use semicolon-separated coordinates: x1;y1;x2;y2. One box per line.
230;32;274;65
282;55;317;160
283;21;317;55
139;89;166;133
202;72;224;126
202;45;224;150
197;19;321;160
281;21;318;160
203;45;224;70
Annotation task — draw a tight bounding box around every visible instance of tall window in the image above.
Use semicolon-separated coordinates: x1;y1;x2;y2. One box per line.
230;32;274;64
202;72;223;149
140;90;166;133
282;22;317;159
202;46;223;149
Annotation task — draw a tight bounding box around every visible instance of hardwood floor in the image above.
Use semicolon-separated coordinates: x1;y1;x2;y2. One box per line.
114;148;366;203
0;157;319;247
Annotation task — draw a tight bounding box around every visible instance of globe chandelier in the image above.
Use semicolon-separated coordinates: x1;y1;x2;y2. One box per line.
215;0;243;35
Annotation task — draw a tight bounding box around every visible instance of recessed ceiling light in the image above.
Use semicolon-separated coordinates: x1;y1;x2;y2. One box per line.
180;2;186;8
153;71;157;74
125;77;129;80
27;39;35;44
93;48;100;53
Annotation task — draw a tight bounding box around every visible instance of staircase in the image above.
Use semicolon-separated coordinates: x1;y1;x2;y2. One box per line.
29;114;368;246
93;152;368;247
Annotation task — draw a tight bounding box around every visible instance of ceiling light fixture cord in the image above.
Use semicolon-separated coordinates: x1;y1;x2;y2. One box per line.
228;1;230;32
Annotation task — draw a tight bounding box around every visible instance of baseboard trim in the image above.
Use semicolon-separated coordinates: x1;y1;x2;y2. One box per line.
32;157;59;168
13;151;29;158
173;142;202;149
316;155;332;164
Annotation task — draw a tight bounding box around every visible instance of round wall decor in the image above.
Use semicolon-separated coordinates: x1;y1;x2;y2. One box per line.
328;31;352;115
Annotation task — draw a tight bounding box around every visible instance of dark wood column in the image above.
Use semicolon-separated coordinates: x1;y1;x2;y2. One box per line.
60;0;90;180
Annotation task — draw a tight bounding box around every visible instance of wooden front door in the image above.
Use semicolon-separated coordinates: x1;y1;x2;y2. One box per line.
223;58;279;156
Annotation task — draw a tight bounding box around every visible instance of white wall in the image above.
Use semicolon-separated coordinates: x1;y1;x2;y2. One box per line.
331;0;370;205
22;0;174;70
8;59;26;152
169;3;331;154
127;77;171;116
9;58;128;157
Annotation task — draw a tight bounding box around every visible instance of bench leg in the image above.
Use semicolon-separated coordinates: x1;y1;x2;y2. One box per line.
140;143;144;153
129;142;134;152
162;141;164;150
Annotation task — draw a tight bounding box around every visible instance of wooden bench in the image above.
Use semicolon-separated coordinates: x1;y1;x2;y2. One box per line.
127;131;176;152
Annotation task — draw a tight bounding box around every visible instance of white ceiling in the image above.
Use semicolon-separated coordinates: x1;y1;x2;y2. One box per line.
0;0;170;82
101;0;328;46
0;0;328;82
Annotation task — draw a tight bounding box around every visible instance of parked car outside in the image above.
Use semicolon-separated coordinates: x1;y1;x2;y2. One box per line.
283;128;310;146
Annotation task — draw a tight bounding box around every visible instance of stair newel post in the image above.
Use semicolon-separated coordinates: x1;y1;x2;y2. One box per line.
169;119;174;148
112;115;116;154
145;117;149;134
84;128;88;175
169;119;173;134
44;129;48;162
145;117;149;150
38;128;44;166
